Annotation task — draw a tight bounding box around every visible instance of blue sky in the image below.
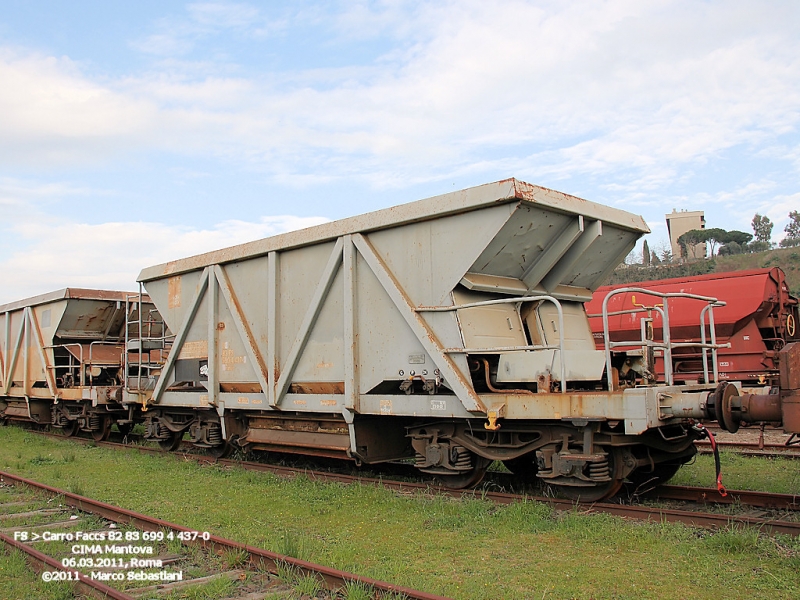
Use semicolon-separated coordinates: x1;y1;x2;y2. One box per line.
0;1;798;303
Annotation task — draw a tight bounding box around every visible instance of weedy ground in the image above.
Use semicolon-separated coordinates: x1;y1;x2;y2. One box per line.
671;451;800;495
0;427;798;600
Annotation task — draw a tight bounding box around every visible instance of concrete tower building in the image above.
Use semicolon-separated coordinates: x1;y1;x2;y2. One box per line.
666;209;706;260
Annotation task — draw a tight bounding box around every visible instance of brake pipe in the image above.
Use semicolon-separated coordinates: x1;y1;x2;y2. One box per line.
692;422;728;497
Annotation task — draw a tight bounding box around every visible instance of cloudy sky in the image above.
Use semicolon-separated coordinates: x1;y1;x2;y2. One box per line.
1;1;798;303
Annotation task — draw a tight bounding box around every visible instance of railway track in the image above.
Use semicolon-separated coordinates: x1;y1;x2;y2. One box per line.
103;429;800;460
648;485;800;511
695;440;800;459
0;470;451;600
23;431;800;538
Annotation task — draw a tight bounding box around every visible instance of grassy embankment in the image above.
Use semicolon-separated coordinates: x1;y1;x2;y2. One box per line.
0;428;798;600
607;246;800;295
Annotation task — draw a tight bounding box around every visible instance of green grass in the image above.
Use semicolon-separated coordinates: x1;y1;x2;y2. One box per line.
0;427;798;599
674;452;800;495
0;549;75;600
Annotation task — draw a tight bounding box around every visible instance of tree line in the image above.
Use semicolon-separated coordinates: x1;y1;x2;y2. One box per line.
674;210;800;261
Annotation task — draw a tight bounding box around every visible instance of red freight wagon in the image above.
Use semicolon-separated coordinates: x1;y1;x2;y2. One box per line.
587;268;799;390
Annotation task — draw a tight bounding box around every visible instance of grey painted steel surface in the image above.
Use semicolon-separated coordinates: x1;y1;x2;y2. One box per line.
0;289;134;401
139;179;647;282
134;179;697;433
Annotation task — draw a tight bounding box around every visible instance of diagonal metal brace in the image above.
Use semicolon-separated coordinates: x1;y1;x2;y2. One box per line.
352;233;485;413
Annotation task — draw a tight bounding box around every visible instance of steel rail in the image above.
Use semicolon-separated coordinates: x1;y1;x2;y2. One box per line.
697;448;800;460
649;485;800;511
0;532;134;600
696;439;800;456
28;432;800;536
0;470;452;600
697;441;796;449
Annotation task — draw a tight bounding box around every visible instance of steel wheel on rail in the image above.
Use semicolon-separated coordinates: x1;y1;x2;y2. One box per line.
554;447;624;503
57;421;79;437
206;441;232;459
91;416;112;442
437;456;492;489
627;461;682;490
158;431;183;452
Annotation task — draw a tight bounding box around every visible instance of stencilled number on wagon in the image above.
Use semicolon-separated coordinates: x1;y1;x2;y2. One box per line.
430;400;446;411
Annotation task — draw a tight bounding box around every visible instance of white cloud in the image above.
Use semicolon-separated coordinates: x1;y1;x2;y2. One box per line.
131;2;285;56
0;0;797;275
0;50;158;164
2;1;798;184
0;215;329;305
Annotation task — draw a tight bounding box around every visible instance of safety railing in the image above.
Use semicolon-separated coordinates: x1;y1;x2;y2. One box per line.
88;341;123;388
598;288;729;386
124;285;171;394
46;341;127;392
45;343;85;388
416;295;567;393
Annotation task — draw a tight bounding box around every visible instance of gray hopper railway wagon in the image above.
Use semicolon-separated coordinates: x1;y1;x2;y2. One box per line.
0;289;163;439
2;179;797;500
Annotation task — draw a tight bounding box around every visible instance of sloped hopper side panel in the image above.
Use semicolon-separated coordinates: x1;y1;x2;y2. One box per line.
465;202;641;300
56;299;127;341
456;201;643;387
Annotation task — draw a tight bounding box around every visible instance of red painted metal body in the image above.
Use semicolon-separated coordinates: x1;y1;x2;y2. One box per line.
587;268;799;386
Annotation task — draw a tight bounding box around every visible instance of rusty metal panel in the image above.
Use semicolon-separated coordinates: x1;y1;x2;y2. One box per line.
0;288;133;313
57;300;125;340
779;342;800;391
782;393;800;433
65;344;122;365
362;203;515;306
589;267;799;385
0;290;148;402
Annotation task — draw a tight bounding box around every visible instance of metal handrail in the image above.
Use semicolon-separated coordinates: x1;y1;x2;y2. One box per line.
417;295;567;392
88;341;124;389
44;343;84;387
124;289;170;395
600;287;729;386
700;302;722;384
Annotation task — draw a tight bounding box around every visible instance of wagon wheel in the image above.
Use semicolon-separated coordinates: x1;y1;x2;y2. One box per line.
437;456;492;490
503;454;539;483
91;417;112;442
58;421;79;437
555;448;624;503
207;441;232;459
158;431;183;452
627;461;682;490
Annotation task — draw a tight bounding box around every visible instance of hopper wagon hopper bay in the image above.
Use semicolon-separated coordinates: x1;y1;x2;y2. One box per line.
1;178;798;502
